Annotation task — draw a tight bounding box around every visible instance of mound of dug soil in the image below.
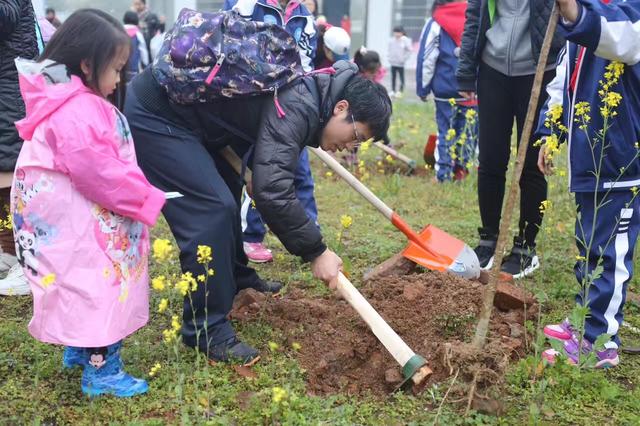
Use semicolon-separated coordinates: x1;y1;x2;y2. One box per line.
233;271;536;399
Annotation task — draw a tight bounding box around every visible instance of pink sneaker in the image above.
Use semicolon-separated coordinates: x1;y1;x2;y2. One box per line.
243;242;273;263
544;319;576;342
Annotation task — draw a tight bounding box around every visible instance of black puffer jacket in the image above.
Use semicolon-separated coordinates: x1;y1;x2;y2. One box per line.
456;0;564;92
0;0;39;172
134;61;359;262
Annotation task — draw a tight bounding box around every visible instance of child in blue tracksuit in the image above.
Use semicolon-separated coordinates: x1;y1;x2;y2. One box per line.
416;0;478;182
538;0;640;368
224;0;319;263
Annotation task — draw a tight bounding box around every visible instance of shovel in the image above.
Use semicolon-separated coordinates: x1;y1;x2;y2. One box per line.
311;147;480;279
219;146;433;389
335;272;432;390
373;142;417;171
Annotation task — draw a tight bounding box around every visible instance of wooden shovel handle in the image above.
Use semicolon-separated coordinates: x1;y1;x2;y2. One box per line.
220;146;252;180
373;142;416;168
311;147;394;219
335;272;430;383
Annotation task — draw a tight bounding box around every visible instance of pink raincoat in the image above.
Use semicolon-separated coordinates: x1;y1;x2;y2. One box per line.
12;59;165;348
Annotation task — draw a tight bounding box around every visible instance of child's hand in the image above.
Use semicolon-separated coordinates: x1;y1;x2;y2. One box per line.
459;91;476;101
557;0;580;24
311;248;343;289
537;143;555;176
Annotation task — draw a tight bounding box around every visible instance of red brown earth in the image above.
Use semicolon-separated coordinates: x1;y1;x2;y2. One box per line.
232;270;536;400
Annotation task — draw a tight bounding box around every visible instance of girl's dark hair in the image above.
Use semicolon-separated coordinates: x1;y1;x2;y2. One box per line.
123;10;139;26
354;47;381;74
393;25;405;34
40;9;130;96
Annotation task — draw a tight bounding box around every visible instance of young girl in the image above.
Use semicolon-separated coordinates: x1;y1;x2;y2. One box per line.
12;9;165;397
416;0;478;182
354;47;392;147
387;26;412;97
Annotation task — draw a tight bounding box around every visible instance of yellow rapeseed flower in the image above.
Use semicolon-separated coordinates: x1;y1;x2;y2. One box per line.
158;298;169;313
41;273;56;288
149;362;162;377
208;268;215;276
272;387;288;403
385;154;394;163
325;171;333;178
152;239;173;262
445;128;456;141
340;215;353;229
151;275;166;291
197;245;212;264
539;200;552;214
197;274;206;283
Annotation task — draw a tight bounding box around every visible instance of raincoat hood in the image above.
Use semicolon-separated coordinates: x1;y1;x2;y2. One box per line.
14;59;92;141
433;2;467;47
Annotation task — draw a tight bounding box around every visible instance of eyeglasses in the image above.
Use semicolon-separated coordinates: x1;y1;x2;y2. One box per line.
350;113;365;147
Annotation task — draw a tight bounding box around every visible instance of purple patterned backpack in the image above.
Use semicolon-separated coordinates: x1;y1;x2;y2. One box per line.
152;9;303;106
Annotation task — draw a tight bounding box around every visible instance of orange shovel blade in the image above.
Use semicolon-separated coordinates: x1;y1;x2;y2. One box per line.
401;225;465;271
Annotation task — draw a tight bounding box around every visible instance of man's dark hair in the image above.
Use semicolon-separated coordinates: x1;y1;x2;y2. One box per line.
40;9;129;95
45;7;55;14
393;25;405;34
343;76;392;141
123;11;139;26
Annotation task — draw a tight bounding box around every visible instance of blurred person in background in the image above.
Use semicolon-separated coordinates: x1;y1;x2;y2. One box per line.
45;7;61;28
387;25;412;98
0;0;40;295
123;11;149;83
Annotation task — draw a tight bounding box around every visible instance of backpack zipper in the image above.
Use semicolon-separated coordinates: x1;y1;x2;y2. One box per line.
271;85;286;118
205;53;226;85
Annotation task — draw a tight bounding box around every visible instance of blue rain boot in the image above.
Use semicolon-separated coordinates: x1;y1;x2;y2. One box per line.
81;341;148;398
63;346;85;369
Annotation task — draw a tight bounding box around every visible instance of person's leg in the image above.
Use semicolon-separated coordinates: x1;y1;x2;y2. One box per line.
0;187;15;257
513;70;554;247
0;182;29;295
399;66;405;93
476;62;514;235
575;191;639;350
124;92;253;362
434;100;455;182
293;148;319;228
391;66;398;92
242;197;267;243
211;150;280;293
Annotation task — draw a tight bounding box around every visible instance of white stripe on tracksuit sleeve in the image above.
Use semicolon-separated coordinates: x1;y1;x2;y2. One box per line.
561;0;640;65
420;21;441;92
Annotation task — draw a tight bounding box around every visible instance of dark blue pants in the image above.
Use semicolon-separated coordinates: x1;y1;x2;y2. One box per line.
241;148;318;243
124;90;257;348
434;100;478;182
575;191;640;349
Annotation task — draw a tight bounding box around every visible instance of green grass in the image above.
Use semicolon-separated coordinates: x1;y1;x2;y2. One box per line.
2;100;640;424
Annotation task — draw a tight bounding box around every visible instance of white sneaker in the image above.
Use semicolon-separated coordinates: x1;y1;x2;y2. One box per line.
0;263;30;296
0;252;18;273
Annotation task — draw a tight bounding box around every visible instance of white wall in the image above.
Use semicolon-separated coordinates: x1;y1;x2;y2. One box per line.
173;0;196;21
365;0;393;67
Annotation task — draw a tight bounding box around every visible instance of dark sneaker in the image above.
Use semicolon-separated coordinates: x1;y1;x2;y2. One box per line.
501;237;540;279
207;337;260;366
251;279;283;294
474;228;497;270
